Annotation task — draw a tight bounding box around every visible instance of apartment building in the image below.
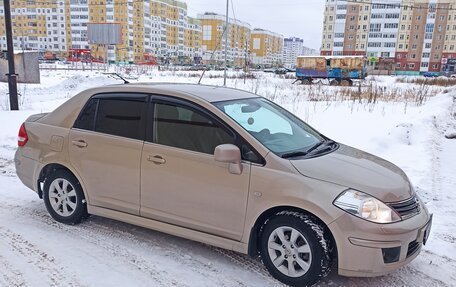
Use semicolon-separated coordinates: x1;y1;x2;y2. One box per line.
149;0;201;63
198;12;285;68
282;38;317;68
283;37;303;68
198;12;251;67
0;0;201;64
0;0;284;66
250;28;283;67
321;0;456;75
0;1;68;55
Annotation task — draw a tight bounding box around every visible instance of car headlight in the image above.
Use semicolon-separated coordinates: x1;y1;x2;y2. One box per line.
334;189;401;223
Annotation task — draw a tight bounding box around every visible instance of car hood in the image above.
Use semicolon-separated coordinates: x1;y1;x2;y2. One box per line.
290;144;412;202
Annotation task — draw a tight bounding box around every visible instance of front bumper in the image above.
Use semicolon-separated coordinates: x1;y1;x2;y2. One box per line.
329;207;432;277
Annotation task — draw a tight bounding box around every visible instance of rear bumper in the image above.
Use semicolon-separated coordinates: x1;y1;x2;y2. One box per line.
14;149;40;194
329;207;432;277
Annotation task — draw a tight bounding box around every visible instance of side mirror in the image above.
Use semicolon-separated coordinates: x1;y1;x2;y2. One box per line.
214;144;243;175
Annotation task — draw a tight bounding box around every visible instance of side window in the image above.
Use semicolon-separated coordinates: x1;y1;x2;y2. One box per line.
153;102;235;154
94;98;146;140
74;98;98;131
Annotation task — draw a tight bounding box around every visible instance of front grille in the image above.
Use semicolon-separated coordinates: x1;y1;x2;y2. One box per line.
406;240;421;258
388;195;421;219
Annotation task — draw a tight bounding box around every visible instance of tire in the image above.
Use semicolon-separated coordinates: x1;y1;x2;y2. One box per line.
329;79;339;86
340;79;350;86
301;78;312;85
43;170;88;225
260;211;331;287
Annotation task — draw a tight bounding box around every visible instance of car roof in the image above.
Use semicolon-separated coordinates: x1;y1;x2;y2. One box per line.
102;83;260;103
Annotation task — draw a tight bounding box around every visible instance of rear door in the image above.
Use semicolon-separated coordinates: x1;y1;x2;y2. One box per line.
140;97;252;240
69;93;147;215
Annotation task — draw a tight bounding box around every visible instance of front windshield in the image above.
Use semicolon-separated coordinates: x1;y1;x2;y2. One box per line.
215;98;325;155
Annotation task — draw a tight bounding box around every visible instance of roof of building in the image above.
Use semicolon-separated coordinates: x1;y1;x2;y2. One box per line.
197;13;251;29
251;28;283;38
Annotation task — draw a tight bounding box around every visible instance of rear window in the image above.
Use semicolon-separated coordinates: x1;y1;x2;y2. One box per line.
74;98;98;131
74;95;146;140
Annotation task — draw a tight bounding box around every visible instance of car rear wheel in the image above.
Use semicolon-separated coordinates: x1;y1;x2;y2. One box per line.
260;211;331;286
43;170;87;225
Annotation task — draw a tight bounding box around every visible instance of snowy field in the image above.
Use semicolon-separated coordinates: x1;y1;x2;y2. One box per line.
0;68;455;286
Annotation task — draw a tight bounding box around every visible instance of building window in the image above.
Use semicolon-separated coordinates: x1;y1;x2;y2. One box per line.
336;14;345;19
425;23;434;33
370;23;381;32
202;25;211;41
384;23;398;29
384;42;396;48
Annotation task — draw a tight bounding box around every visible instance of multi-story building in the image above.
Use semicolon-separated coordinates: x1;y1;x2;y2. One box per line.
301;46;319;56
198;12;251;67
0;0;284;66
321;0;456;75
150;0;201;63
250;28;283;67
0;0;202;64
185;17;202;63
0;1;68;56
283;37;303;68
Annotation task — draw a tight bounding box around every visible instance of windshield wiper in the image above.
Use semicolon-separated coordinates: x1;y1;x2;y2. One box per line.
306;140;336;155
281;151;308;158
305;140;326;154
280;140;336;159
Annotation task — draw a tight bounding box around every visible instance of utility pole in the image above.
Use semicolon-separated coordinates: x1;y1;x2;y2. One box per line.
4;0;19;110
223;0;229;86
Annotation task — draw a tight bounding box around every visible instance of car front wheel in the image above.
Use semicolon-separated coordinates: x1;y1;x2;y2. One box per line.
260;211;331;286
43;170;87;224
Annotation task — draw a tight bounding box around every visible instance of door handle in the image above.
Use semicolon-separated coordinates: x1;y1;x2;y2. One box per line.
148;155;166;165
72;140;88;148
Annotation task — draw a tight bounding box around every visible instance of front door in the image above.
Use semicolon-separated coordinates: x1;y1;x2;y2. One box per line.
69;94;147;215
140;99;250;240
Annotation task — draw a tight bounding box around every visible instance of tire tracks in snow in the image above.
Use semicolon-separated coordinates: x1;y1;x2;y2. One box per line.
0;226;83;287
0;254;27;287
22;210;184;287
210;248;287;286
17;206;272;287
0;156;15;177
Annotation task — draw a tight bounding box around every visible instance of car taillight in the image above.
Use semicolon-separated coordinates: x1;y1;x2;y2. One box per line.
18;123;28;147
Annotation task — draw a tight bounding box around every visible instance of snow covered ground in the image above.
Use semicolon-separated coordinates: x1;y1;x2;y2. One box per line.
0;68;455;286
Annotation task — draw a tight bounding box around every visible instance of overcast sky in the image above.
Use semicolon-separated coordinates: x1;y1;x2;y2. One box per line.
186;0;325;50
